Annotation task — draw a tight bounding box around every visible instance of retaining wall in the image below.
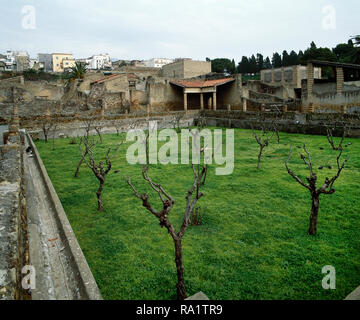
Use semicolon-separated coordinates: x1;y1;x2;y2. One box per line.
0;132;26;300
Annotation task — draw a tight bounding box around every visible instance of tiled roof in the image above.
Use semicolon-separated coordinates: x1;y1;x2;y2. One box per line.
170;78;235;88
90;74;124;85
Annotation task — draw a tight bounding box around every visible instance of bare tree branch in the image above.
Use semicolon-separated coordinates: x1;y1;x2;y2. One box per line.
126;153;207;300
285;144;347;235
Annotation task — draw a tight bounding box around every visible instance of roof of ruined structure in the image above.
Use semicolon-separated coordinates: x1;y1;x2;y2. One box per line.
90;73;124;85
309;60;360;70
170;78;235;88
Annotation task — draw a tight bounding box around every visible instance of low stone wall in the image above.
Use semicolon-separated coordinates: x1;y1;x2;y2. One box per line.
3;109;360;140
346;286;360;300
204;110;360;138
26;133;102;299
22;111;199;140
0;132;27;300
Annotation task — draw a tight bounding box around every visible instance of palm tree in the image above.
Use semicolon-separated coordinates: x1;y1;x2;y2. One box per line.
350;36;360;64
70;62;87;80
352;35;360;47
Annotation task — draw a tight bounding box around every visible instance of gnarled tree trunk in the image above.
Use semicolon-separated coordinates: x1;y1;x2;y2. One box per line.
96;179;105;211
308;195;320;235
257;146;264;169
174;238;186;300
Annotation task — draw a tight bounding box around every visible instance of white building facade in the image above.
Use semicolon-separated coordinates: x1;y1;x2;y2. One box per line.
80;54;112;70
145;58;174;68
0;51;29;71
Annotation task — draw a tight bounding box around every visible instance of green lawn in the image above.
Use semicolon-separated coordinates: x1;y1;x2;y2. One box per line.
35;128;360;300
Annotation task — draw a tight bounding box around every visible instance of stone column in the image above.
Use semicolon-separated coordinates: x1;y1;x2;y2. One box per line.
200;93;204;110
283;105;288;112
336;67;344;94
9;105;20;136
212;92;217;111
307;63;314;98
227;104;231;111
242;98;247;112
183;91;188;111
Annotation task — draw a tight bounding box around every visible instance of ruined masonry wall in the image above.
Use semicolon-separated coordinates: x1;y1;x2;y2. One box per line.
0;132;26;300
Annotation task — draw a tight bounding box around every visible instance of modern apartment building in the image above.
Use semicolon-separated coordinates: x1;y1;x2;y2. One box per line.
52;53;76;72
38;53;53;72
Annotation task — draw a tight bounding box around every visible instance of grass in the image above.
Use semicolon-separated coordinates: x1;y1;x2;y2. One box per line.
35;128;360;300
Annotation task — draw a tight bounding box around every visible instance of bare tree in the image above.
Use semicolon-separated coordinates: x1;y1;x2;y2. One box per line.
127;162;206;300
82;119;93;138
252;125;274;169
82;139;120;211
51;125;57;151
285;144;347;235
82;118;103;143
196;111;206;129
272;121;280;144
41;121;54;143
113;120;122;136
74;121;94;178
75;136;96;178
326;124;347;151
94;122;103;144
172;113;184;133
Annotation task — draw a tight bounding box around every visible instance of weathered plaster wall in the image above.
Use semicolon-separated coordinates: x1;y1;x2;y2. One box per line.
302;80;360;113
147;78;183;111
217;75;243;109
0;81;64;103
162;60;211;79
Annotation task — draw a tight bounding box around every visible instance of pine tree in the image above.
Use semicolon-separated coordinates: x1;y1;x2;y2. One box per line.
256;54;264;72
264;57;272;69
282;50;290;67
272;52;282;68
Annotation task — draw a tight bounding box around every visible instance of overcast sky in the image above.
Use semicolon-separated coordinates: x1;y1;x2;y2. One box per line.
0;0;359;62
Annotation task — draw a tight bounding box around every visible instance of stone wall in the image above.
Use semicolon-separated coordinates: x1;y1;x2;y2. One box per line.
0;131;27;300
118;66;161;79
302;80;360;113
162;60;211;79
216;75;243;109
147;78;183;111
20;110;198;140
0;80;64;103
203;110;360;137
